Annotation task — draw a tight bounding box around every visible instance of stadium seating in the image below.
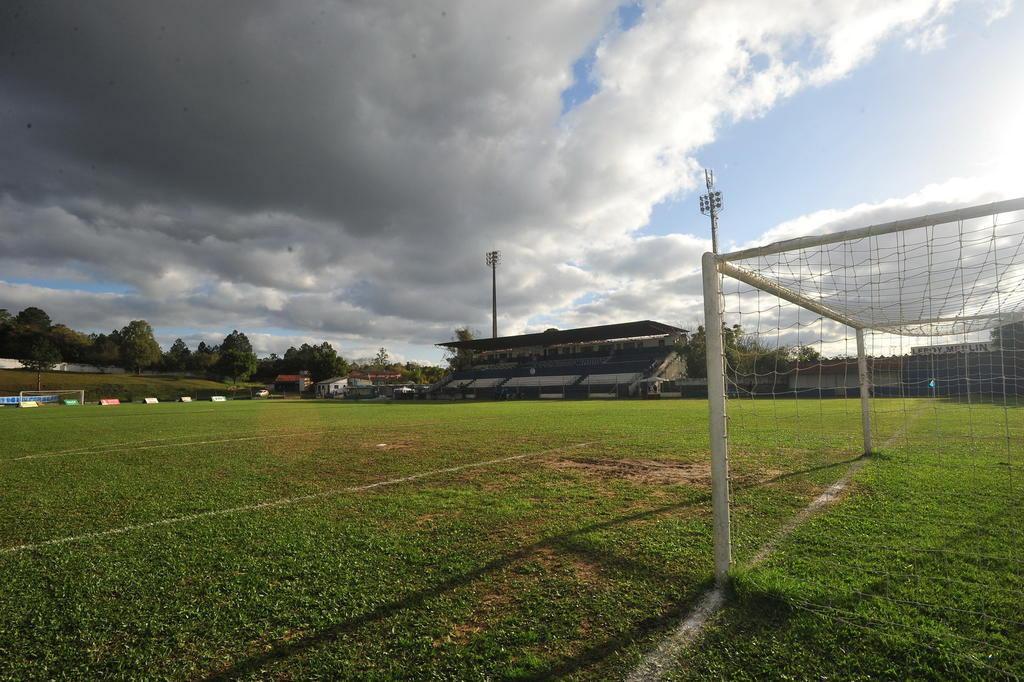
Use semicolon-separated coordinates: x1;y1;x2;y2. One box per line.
470;377;512;387
502;375;579;387
433;345;675;398
578;372;641;385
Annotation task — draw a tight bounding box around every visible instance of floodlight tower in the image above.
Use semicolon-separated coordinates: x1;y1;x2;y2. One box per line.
699;169;724;253
486;250;500;338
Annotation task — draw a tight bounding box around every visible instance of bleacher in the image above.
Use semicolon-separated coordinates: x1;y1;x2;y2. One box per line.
432;320;686;399
503;375;580;387
579;372;642;385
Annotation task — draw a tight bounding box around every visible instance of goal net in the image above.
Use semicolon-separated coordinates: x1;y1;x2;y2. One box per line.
18;389;86;405
702;198;1024;675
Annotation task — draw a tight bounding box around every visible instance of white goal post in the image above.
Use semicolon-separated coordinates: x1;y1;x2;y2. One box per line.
18;389;86;405
702;197;1024;585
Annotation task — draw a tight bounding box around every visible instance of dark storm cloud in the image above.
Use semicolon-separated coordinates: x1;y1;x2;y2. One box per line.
0;0;994;357
0;1;617;354
0;1;588;233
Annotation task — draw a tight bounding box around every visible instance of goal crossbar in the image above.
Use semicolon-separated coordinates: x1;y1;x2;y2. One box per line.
719;197;1024;263
718;260;863;329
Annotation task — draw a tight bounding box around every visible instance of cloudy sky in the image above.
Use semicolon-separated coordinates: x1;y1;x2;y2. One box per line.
1;0;1021;362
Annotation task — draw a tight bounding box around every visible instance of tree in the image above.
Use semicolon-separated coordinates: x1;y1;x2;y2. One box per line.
119;320;162;373
373;347;390;368
216;330;257;383
15;306;52;331
273;342;350;382
444;327;476;371
732;331;789;378
418;365;446;384
87;333;122;368
794;345;822;363
22;338;62;390
164;338;193;373
49;324;93;363
680;324;784;379
0;310;15;357
306;342;349;382
681;326;707;378
190;341;220;374
402;362;444;385
678;325;739;378
255;353;281;381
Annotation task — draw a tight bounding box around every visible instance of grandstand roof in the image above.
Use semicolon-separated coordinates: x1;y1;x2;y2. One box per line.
438;320;687;352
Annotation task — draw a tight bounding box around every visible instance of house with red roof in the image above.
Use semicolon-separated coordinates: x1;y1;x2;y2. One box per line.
274;372;311;394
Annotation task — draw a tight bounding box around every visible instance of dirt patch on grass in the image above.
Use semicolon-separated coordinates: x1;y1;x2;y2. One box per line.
435;589;515;647
535;546;602;583
547;457;710;486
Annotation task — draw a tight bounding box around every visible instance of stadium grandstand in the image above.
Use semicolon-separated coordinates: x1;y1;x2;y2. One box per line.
431;320;687;399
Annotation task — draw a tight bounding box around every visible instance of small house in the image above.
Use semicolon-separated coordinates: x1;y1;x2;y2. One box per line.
316;377;348;398
274;372;312;394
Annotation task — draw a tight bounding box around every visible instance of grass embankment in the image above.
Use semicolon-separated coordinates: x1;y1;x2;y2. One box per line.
0;398;1019;679
0;369;256;402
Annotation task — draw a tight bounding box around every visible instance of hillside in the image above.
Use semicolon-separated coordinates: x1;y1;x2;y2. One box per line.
0;370;256;402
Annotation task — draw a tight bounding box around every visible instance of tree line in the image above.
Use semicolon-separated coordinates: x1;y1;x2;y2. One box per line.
676;324;823;379
0;306;444;385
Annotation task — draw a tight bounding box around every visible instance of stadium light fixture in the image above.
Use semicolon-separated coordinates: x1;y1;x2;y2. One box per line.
699;170;724;253
486;250;500;338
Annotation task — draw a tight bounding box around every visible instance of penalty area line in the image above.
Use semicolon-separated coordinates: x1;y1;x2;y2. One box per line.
12;419;495;461
0;442;594;556
628;418;917;681
626;461;865;682
12;430;338;461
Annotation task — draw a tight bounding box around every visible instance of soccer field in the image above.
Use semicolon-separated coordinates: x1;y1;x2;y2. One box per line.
0;399;1020;680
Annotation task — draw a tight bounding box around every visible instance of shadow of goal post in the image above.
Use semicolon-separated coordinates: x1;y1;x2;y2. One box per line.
700;197;1024;586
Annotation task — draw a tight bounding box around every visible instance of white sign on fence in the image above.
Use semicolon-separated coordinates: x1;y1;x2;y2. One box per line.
911;342;993;355
210;396;227;402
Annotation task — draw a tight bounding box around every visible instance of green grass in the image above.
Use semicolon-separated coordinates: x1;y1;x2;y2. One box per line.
674;398;1024;681
0;369;257;402
0;398;1020;679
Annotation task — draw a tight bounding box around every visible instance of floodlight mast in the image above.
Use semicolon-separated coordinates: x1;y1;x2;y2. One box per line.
486;250;500;338
699;169;724;254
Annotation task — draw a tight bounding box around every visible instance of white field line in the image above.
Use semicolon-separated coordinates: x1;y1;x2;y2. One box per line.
13;430;326;459
12;430;337;461
628;420;917;681
0;442;593;556
746;456;870;568
625;589;726;682
10;418;502;461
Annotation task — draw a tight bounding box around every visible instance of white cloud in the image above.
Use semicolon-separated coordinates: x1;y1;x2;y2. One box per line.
0;0;1013;361
985;0;1015;23
905;23;949;52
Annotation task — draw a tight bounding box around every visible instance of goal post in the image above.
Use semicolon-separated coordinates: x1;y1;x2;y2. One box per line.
18;389;86;406
702;252;732;583
702;196;1024;585
855;327;872;455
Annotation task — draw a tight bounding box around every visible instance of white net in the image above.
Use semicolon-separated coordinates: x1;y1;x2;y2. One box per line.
18;389;85;405
707;199;1024;677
